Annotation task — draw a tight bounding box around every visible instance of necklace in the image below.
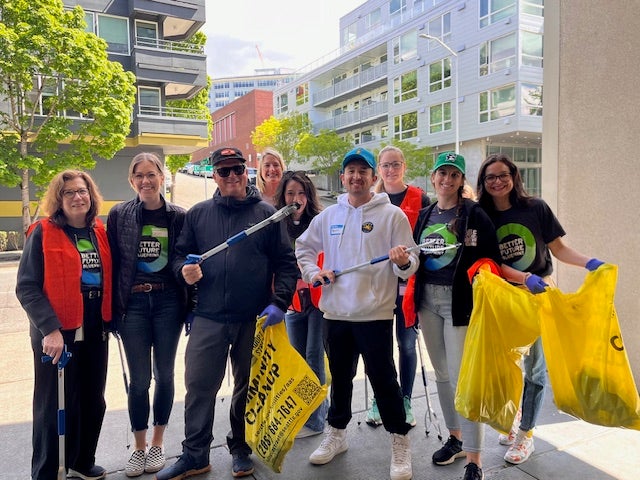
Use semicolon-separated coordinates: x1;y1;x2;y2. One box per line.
436;204;455;215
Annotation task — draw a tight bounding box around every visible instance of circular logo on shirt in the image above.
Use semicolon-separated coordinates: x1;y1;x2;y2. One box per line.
496;223;536;271
362;221;374;233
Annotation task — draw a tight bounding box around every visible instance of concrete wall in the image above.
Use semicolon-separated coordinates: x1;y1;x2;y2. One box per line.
543;0;640;386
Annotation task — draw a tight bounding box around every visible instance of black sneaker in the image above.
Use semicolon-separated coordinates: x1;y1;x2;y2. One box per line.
67;465;106;479
432;435;465;465
231;453;254;478
154;454;211;480
463;462;484;480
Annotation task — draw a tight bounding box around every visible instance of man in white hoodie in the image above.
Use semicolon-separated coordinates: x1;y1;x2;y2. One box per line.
295;147;418;480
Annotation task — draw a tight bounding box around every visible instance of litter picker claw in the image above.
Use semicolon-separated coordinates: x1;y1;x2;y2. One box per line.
184;202;300;265
42;346;72;480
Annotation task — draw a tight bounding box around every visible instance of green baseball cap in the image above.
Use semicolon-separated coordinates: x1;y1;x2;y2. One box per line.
433;151;465;174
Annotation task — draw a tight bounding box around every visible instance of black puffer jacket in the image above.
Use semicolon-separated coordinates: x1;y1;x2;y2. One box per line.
172;185;297;323
107;195;187;320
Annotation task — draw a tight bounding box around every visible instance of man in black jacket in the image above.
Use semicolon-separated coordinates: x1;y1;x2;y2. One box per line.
156;147;297;480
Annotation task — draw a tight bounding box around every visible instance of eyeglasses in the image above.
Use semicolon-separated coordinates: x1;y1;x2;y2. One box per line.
62;188;90;199
215;164;246;177
483;173;512;184
380;162;404;170
132;172;159;182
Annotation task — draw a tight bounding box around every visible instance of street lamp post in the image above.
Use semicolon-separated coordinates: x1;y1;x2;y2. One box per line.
419;33;459;154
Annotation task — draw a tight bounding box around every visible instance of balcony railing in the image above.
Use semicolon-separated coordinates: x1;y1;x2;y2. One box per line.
138;105;209;120
313;101;388;133
312;62;387;105
135;36;204;55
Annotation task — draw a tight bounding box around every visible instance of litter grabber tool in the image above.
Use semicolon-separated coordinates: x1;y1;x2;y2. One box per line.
42;345;72;480
185;202;300;265
416;327;443;440
313;240;461;287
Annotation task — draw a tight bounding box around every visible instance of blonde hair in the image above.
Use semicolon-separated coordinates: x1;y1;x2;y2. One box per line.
373;145;406;193
257;147;286;193
42;170;103;227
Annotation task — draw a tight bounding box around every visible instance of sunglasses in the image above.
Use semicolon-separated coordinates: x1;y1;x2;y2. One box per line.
215;164;246;177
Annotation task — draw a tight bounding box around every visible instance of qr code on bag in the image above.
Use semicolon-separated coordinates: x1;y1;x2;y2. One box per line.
294;375;322;405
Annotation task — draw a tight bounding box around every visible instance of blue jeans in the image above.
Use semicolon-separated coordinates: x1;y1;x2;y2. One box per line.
119;289;182;432
395;293;417;398
520;336;547;432
285;307;328;432
418;283;484;453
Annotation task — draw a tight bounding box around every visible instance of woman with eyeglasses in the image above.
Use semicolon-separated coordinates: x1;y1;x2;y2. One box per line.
364;145;430;429
274;170;328;438
257;148;286;206
476;153;604;466
16;170;112;480
408;152;502;480
107;152;187;477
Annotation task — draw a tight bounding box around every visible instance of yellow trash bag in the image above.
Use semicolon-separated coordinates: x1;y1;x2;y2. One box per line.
540;264;640;429
245;315;328;472
456;270;540;433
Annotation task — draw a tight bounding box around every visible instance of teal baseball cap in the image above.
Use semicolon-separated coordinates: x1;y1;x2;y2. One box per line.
342;147;376;171
433;151;465;174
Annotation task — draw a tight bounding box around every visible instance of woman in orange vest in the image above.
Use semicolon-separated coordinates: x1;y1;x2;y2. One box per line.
366;145;430;428
16;170;112;480
274;170;327;438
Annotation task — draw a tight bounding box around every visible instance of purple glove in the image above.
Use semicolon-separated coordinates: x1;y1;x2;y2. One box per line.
525;274;548;294
260;304;285;330
585;258;604;271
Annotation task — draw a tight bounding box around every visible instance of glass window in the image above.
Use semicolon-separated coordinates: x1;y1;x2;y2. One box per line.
366;8;381;28
522;0;544;17
428;12;451;44
429;58;452;92
429;102;452;133
135;21;157;47
521;83;543;116
390;0;407;15
342;22;357;47
296;83;309;106
522;31;543;68
479;32;516;76
84;12;94;33
393;70;418;103
393;111;418;139
97;14;129;54
393;31;417;64
480;0;516;28
277;93;288;115
139;87;161;115
479;84;516;122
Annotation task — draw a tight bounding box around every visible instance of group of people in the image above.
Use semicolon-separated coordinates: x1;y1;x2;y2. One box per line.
16;144;604;480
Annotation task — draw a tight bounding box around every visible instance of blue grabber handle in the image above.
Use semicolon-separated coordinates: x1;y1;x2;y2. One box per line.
41;345;72;369
312;253;391;287
185;254;203;265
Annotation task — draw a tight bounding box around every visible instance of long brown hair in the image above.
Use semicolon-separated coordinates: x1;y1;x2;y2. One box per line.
476;153;531;213
42;170;103;227
274;170;322;227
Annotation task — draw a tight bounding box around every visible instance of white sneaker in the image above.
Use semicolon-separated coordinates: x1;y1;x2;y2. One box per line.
504;432;535;464
309;426;348;465
498;409;522;445
125;450;145;477
390;433;412;480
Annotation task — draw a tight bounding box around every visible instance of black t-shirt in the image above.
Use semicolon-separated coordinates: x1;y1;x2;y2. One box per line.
134;207;174;285
488;197;566;276
66;225;102;288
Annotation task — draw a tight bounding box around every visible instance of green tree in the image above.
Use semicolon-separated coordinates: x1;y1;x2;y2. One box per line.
165;32;211;202
376;139;432;191
0;0;136;232
296;129;351;192
252;112;311;163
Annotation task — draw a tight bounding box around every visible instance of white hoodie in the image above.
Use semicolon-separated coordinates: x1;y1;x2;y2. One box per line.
295;192;418;321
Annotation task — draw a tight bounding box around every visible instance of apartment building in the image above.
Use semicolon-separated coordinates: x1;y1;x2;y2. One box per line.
0;0;209;230
210;68;295;111
273;0;543;191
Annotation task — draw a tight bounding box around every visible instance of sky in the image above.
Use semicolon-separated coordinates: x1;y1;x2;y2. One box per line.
203;0;364;78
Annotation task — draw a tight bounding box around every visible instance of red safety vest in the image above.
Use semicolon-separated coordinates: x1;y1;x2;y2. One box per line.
31;218;112;329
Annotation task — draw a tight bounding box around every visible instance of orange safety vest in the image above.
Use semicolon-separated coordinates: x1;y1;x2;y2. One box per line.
32;218;112;329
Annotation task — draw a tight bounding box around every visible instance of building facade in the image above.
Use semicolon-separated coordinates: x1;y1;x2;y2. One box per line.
192;89;274;169
0;0;209;230
273;0;544;190
209;68;295;112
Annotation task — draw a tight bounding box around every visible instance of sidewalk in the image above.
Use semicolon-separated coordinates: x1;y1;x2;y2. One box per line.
1;258;639;480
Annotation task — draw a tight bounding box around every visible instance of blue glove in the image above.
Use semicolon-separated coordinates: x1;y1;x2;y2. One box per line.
525;273;548;294
260;304;285;330
585;258;604;271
